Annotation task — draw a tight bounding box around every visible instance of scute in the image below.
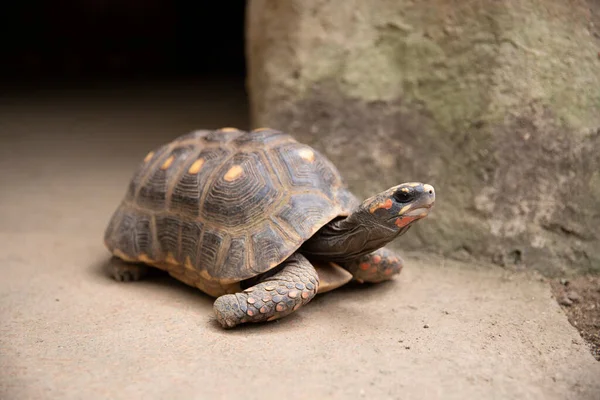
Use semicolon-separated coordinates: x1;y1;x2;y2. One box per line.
200;151;282;229
137;145;195;211
104;128;354;287
273;142;342;200
169;147;229;217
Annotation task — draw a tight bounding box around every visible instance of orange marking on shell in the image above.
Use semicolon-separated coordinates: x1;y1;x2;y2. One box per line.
247;297;256;304
262;295;272;302
113;249;135;262
395;215;419;228
161;155;175;170
220;127;238;132
384;268;393;275
143;151;154;163
301;291;309;299
359;262;371;271
372;255;382;264
247;309;254;316
369;198;394;214
253;127;270;132
199;269;212;280
184;256;195;270
298;148;315;162
137;253;153;263
165;252;178;264
224;165;243;181
288;290;298;298
259;306;268;314
276;304;285;312
188;158;204;174
293;304;301;311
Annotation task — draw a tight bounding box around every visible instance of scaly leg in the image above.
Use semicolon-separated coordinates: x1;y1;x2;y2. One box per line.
110;257;150;282
342;247;404;283
213;253;319;328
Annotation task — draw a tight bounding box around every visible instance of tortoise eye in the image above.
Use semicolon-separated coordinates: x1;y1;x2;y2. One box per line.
393;190;413;203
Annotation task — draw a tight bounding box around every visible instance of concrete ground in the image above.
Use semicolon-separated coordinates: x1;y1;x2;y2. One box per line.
1;80;599;400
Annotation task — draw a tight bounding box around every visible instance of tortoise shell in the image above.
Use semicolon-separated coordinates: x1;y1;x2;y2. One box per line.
104;128;358;296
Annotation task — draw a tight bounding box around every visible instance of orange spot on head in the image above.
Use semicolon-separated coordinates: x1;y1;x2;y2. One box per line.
224;165;244;181
144;151;154;163
220;127;238;132
395;215;419;228
369;198;394;214
160;155;174;170
359;262;371;271
188;158;204;174
372;255;382;264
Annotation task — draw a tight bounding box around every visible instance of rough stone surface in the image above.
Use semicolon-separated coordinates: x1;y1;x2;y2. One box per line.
1;81;599;400
246;0;600;276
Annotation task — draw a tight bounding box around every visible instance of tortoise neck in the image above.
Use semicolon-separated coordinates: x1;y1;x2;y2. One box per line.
300;206;400;263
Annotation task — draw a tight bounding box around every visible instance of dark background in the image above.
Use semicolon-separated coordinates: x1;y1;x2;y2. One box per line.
0;1;247;86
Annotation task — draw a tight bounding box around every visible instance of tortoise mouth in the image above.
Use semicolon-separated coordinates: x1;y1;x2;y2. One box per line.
404;206;431;217
387;201;434;223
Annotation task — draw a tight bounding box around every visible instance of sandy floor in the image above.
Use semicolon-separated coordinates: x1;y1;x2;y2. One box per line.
1;80;599;400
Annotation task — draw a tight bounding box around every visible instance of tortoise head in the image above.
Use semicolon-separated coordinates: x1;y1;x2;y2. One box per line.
363;182;436;236
301;182;436;262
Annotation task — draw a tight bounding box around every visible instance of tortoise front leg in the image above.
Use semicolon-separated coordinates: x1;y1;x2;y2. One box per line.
213;253;319;328
342;247;404;283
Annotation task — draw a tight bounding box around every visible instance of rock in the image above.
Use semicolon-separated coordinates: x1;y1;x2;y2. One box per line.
559;296;573;306
567;291;581;303
246;0;600;277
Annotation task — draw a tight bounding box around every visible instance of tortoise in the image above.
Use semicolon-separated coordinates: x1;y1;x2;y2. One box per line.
104;127;435;328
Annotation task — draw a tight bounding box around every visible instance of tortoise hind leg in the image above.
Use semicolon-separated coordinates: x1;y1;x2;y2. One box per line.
110;257;150;282
342;247;404;283
213;253;319;328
